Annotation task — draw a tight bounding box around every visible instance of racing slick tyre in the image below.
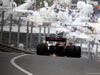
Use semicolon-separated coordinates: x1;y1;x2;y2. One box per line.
75;46;81;58
55;46;65;57
65;45;75;57
36;43;49;55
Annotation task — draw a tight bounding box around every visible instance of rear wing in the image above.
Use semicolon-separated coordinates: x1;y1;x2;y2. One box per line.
46;37;66;42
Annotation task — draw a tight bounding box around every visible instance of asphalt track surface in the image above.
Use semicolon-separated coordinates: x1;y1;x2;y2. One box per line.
0;52;100;75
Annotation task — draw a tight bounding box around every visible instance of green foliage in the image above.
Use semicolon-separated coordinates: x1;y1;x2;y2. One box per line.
36;0;44;7
14;0;53;7
14;0;25;4
36;0;53;7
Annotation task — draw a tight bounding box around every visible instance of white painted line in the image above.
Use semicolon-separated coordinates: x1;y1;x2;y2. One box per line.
86;73;100;75
10;54;33;75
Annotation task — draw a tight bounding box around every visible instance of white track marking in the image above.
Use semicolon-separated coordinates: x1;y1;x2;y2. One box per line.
10;54;33;75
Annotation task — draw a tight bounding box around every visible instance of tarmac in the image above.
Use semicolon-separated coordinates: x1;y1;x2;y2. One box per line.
0;52;100;75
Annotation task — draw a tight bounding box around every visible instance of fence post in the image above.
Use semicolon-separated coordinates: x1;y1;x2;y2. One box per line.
88;41;91;59
29;22;33;51
43;24;46;43
9;14;13;45
73;36;75;44
17;17;21;48
96;43;98;59
0;11;5;44
38;25;41;43
48;27;50;37
56;31;58;37
25;21;29;50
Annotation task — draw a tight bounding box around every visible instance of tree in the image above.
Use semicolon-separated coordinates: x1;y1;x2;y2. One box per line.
14;0;24;5
14;0;53;8
36;0;53;7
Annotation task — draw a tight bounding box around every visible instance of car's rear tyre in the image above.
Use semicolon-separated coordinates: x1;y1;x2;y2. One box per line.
75;46;81;58
65;45;81;58
65;45;75;57
36;43;49;55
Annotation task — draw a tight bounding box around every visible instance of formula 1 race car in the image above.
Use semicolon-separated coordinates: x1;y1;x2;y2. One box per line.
36;37;81;58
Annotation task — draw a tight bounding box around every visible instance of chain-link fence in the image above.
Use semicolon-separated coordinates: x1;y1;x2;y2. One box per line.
0;10;57;52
